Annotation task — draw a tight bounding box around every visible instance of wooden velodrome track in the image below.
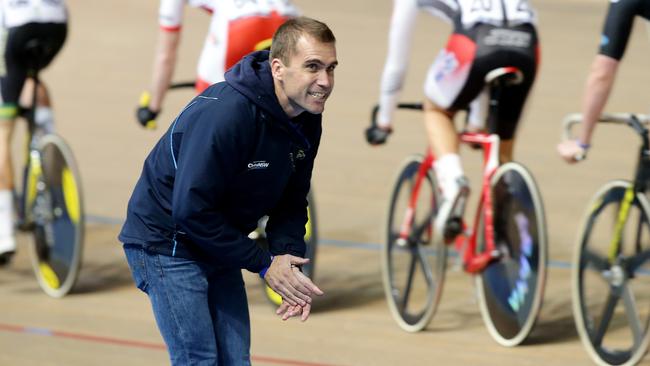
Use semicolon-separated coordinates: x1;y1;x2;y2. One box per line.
1;0;650;365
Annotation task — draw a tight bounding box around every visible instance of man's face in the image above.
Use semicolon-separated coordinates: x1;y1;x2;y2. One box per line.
272;35;338;117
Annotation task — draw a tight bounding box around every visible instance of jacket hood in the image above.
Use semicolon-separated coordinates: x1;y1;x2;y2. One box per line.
225;50;291;124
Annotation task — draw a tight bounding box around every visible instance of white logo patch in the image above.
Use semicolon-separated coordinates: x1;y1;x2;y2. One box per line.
247;161;270;170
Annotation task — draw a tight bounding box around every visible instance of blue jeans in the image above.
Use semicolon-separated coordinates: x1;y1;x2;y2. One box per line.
123;244;251;366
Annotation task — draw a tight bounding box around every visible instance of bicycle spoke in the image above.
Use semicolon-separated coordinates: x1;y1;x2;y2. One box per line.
416;245;434;288
627;249;650;273
582;248;610;272
411;209;435;244
592;290;621;347
399;248;418;311
621;283;643;344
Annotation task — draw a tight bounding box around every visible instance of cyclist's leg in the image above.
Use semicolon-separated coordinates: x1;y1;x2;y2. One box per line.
466;90;489;133
489;24;539;163
490;67;536;163
423;33;482;237
23;23;66;134
0;119;16;264
0;26;30;263
20;79;55;133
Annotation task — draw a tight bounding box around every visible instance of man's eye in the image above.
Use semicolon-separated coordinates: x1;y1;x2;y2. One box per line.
306;64;318;71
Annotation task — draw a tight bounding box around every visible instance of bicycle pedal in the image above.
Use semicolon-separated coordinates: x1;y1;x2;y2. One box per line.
443;217;463;243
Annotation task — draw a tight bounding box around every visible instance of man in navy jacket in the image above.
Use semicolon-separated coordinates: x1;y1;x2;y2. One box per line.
119;17;337;365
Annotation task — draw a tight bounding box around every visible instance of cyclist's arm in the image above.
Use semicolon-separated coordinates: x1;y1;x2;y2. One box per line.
577;55;619;146
577;0;639;145
148;30;180;112
147;0;186;112
377;0;419;129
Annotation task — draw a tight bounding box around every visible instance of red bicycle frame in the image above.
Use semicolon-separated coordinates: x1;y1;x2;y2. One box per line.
397;131;502;274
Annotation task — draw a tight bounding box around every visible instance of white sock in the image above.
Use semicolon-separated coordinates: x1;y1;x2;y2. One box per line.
0;190;15;253
434;154;464;201
35;107;55;134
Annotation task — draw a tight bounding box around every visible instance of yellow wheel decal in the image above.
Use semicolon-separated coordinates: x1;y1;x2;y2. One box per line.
39;262;60;289
26;157;42;208
62;167;80;224
265;285;283;306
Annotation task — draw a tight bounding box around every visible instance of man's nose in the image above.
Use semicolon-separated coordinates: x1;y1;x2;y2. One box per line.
316;70;332;88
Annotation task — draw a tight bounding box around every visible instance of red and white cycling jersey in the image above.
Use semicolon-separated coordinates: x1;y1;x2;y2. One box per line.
159;0;214;32
160;0;299;91
377;0;536;127
0;0;67;28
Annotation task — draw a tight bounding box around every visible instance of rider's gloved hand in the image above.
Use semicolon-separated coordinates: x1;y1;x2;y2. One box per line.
136;91;159;130
365;125;392;145
557;139;589;164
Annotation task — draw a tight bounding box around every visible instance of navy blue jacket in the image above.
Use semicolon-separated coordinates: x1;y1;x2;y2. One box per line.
119;51;322;273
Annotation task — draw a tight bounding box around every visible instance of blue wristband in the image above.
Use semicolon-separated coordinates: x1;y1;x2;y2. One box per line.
259;255;273;279
576;139;590;150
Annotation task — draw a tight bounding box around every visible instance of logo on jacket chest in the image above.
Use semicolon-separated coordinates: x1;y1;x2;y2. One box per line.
247;161;270;170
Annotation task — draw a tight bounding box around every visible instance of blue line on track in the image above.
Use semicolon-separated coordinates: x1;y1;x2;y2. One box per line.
88;214;574;270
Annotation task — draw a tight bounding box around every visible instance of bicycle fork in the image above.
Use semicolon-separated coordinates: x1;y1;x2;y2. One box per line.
397;154;436;247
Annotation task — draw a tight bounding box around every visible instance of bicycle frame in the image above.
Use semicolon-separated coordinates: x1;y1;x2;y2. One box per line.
397;131;503;274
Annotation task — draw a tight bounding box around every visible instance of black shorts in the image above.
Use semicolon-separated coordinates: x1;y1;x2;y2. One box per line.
424;23;539;140
599;0;650;60
0;22;67;115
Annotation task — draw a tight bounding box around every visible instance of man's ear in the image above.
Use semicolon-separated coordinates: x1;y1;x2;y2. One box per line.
270;58;284;80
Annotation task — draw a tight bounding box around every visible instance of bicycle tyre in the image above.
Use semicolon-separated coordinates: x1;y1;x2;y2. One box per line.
27;134;84;298
381;154;446;332
475;162;547;346
572;180;650;366
262;189;318;306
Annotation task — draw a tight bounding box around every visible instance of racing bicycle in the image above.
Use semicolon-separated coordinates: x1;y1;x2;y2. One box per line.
15;40;85;298
376;67;548;346
140;81;319;306
563;113;650;366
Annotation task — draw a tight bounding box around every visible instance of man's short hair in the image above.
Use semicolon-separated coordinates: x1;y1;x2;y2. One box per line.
270;16;336;65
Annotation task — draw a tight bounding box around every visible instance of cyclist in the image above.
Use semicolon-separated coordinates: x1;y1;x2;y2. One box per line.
366;0;539;237
0;0;68;264
136;0;300;129
557;0;650;163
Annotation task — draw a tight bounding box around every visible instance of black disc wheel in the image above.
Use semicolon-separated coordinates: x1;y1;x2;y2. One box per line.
476;162;547;346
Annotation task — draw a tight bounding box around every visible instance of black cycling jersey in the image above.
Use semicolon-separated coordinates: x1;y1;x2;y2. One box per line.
600;0;650;60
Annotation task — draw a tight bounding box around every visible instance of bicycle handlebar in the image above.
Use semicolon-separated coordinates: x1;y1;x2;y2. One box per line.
370;103;423;128
562;113;650;141
169;81;195;90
